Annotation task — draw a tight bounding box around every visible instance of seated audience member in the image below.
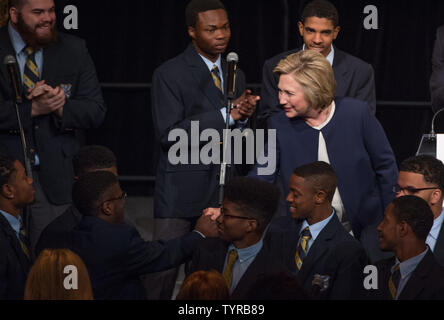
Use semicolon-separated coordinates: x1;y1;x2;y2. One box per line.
0;154;35;300
250;50;397;238
36;145;118;255
24;248;93;300
245;271;310;300
374;196;444;300
189;177;284;300
176;270;229;300
361;155;444;265
267;161;368;300
67;171;217;300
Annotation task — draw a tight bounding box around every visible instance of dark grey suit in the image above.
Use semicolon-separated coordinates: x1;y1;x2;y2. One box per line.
259;46;376;122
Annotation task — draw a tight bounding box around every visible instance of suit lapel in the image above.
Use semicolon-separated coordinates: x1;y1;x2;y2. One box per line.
184;44;224;111
41;39;61;87
332;46;349;93
433;222;444;265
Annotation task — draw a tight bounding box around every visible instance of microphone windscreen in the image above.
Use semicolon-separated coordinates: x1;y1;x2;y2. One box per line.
226;52;239;63
4;54;17;65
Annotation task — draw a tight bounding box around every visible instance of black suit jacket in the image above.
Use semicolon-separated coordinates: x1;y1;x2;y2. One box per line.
372;250;444;300
188;237;287;300
66;216;203;300
0;26;105;205
430;25;444;113
0;213;31;300
434;222;444;266
259;46;376;122
267;214;368;300
151;43;246;219
35;205;82;256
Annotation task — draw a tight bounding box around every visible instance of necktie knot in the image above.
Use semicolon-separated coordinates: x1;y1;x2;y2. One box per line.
211;64;223;93
24;46;34;56
295;227;312;270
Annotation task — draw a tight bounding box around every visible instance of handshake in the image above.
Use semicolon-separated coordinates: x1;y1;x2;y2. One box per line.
28;80;67;118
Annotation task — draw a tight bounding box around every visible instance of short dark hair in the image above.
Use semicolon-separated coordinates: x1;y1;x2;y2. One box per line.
293;161;337;202
300;0;339;27
72;145;117;177
0;154;17;188
9;0;27;10
400;155;444;192
72;171;118;216
391;196;434;241
224;177;280;233
185;0;226;27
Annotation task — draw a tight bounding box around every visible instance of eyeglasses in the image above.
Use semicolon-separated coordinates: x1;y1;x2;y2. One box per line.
393;185;438;195
220;207;256;221
97;191;127;207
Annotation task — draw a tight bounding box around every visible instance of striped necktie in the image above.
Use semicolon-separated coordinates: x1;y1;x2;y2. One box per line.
388;263;401;299
19;217;30;259
223;249;238;289
23;46;40;91
295;227;312;270
211;64;223;93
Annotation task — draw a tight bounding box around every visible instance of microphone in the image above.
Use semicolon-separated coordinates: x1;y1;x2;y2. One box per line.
226;52;238;100
4;55;22;104
416;107;444;157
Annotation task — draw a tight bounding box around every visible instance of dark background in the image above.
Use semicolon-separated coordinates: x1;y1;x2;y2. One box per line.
52;0;444;186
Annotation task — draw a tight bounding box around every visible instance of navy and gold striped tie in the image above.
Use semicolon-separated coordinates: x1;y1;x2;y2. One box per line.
19;218;30;259
388;263;401;299
23;47;40;91
211;65;223;93
295;227;312;270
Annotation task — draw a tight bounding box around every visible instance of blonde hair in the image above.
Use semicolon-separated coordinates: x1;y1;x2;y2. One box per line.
24;249;93;300
176;270;229;300
274;50;336;111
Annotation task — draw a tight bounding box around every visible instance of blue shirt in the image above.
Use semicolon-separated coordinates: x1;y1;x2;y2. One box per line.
223;239;263;294
393;247;428;300
427;208;444;252
300;210;335;254
0;209;21;241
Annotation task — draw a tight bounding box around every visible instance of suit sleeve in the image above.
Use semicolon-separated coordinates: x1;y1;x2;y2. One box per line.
151;68;226;151
258;59;280;122
362;107;398;210
58;41;106;130
355;63;376;115
125;229;203;275
430;27;444;114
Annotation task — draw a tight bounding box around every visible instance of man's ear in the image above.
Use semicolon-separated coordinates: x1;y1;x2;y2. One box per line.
188;26;196;40
246;219;258;233
333;26;340;40
1;184;14;199
398;220;410;238
429;188;442;206
315;190;328;205
297;21;304;37
101;200;113;216
9;7;19;25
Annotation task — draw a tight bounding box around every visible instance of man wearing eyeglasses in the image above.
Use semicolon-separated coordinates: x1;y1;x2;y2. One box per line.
188;177;286;299
361;155;444;265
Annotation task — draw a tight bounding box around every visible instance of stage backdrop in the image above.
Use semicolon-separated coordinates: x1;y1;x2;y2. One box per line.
7;0;444;182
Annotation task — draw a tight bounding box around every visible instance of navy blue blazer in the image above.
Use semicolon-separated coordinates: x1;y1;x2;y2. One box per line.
0;213;31;300
372;250;444;300
189;237;288;300
66;216;203;300
0;27;105;205
259;46;376;122
151;44;246;219
249;97;398;238
266;214;368;300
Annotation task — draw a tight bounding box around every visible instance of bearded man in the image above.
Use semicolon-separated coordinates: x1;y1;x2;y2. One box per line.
0;0;105;254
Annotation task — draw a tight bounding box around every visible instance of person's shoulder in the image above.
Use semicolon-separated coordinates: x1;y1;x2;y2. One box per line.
268;109;288;125
199;237;228;251
437;25;444;37
54;31;87;50
154;46;190;75
265;48;301;69
335;47;372;71
335;97;372;116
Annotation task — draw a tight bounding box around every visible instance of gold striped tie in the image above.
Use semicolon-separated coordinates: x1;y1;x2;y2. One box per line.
223;249;238;289
211;65;223;93
23;47;40;90
388;263;401;299
295;227;312;270
19;218;30;259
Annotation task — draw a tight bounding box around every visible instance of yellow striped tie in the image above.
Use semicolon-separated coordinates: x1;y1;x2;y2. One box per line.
295;227;312;270
23;47;40;90
19;218;30;259
388;263;401;299
211;65;223;93
223;249;238;289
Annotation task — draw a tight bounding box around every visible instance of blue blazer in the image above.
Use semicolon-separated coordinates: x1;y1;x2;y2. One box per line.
249;97;398;238
66;216;203;300
151;43;246;219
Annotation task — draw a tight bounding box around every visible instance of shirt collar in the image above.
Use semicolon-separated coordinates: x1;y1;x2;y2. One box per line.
393;247;429;279
8;22;27;55
0;209;20;235
198;53;222;74
228;239;263;263
429;208;444;241
302;44;334;66
301;210;335;242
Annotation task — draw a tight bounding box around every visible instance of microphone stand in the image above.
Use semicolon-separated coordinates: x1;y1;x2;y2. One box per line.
416;107;444;156
219;98;234;206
